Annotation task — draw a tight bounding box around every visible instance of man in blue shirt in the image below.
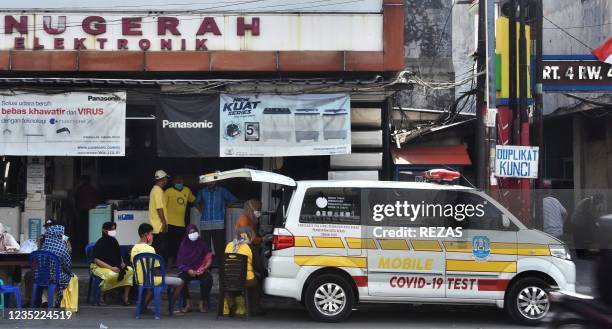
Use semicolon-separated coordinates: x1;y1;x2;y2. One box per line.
196;182;238;266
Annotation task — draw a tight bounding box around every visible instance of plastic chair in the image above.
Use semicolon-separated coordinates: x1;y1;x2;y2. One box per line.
133;252;174;320
217;253;249;320
0;278;22;310
29;250;61;309
85;242;103;305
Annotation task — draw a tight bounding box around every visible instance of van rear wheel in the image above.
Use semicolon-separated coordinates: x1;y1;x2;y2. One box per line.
506;277;551;326
304;274;354;322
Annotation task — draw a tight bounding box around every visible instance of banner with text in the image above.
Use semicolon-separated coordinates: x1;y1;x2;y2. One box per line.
220;94;351;157
495;145;539;179
0;91;126;156
156;94;220;157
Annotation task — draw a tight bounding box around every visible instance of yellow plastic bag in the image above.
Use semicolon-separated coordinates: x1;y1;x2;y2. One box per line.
223;295;246;316
60;275;79;312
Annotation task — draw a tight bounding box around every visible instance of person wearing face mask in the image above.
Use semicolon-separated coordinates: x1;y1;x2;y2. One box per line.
131;223;185;316
164;176;196;269
235;199;263;247
149;170;170;263
0;222;20;284
224;226;265;316
176;224;213;313
91;222;134;306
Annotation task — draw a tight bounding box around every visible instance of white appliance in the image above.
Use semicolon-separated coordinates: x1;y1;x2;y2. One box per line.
0;207;21;238
262;108;292;141
330;152;383;169
322;109;349;140
294;109;320;142
21;210;45;241
113;210;149;245
328;171;379;181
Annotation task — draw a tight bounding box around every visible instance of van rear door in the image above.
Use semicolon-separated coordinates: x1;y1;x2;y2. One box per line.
199;168;296;187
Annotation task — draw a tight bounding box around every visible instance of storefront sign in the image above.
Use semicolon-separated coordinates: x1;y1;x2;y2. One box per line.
542;55;612;92
0;13;382;51
220;94;351;157
0;91;126;156
494;145;539;179
156;94;220;157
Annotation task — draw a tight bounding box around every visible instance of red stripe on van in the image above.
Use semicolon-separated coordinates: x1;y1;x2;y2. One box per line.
352;276;368;287
478;279;511;291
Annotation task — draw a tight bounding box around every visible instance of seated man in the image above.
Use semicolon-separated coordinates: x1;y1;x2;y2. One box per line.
224;226;265;316
131;223;185;315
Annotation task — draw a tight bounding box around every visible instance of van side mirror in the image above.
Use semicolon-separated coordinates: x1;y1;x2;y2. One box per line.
502;214;511;228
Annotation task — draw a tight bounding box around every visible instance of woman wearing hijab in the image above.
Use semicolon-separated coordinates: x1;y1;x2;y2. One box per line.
0;222;20;284
176;224;213;313
91;222;134;306
0;223;19;252
40;224;74;307
235;199;263;247
224;226;265;316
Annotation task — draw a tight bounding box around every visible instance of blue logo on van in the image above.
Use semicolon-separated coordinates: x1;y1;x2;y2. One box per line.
118;214;134;221
472;236;490;260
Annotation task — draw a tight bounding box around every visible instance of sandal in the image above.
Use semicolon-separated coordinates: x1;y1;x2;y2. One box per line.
172;310;185;316
122;300;131;306
98;300;107;306
198;302;207;313
181;306;192;313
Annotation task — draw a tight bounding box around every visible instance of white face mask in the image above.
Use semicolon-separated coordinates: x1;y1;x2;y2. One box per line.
253;210;261;218
188;232;199;241
107;230;117;237
62;234;69;242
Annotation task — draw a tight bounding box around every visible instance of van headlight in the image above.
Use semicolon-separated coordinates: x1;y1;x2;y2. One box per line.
549;244;571;260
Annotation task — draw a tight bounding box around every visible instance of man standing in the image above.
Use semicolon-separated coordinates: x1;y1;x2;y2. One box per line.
164;176;196;268
149;170;169;262
542;181;567;239
196;181;237;266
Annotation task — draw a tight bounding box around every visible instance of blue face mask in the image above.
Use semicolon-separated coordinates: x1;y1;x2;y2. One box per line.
174;184;184;190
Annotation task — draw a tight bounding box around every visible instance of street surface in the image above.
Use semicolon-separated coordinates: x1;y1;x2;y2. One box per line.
0;259;595;329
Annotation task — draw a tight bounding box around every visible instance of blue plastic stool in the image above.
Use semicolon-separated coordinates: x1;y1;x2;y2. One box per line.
0;279;22;310
29;250;61;309
133;253;175;320
85;243;103;305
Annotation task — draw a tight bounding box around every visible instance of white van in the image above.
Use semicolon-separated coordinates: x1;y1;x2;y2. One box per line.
201;169;575;325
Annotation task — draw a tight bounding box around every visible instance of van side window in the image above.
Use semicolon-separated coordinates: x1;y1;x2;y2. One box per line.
442;191;516;231
299;187;361;225
366;188;447;227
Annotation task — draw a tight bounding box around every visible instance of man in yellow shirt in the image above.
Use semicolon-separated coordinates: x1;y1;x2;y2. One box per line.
164;176;196;267
131;223;185;316
149;170;169;262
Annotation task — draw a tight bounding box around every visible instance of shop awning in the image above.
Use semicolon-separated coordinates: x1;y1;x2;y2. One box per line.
392;144;472;166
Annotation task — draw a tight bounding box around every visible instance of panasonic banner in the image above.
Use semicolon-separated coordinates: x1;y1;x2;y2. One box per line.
156;94;220;157
494;145;539;179
0;91;126;156
220;94;351;157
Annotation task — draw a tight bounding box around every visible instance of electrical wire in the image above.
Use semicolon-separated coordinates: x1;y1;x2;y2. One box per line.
543;16;594;51
543;21;612;30
426;0;455;74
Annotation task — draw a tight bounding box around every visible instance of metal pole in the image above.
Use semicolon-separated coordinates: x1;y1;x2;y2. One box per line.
508;0;517;145
476;0;487;189
486;0;497;192
533;0;545;229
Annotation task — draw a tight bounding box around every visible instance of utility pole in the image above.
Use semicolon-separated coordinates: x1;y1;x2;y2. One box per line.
486;0;497;192
476;0;488;190
533;0;544;228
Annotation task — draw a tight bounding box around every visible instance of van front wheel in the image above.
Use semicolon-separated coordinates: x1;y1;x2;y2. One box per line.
506;277;551;326
304;274;354;322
